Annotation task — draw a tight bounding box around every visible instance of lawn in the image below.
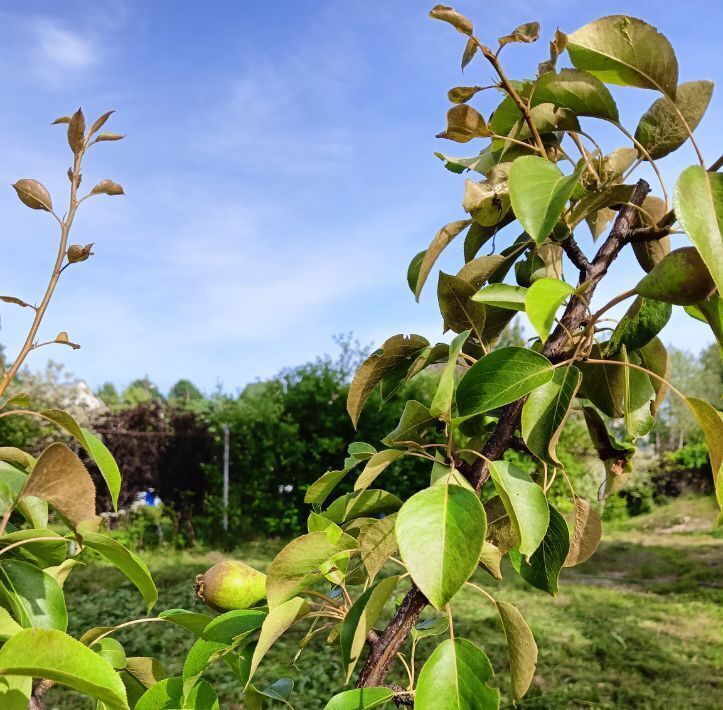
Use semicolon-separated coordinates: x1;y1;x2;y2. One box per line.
49;497;723;709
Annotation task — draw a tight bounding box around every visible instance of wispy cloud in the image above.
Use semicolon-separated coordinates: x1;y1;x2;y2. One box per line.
30;18;96;69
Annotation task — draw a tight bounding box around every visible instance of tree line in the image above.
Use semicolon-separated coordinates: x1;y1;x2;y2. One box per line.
0;331;719;543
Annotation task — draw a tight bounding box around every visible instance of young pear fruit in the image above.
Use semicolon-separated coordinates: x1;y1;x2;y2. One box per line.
194;560;266;612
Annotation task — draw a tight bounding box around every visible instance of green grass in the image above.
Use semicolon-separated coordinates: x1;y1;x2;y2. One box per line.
49;497;723;709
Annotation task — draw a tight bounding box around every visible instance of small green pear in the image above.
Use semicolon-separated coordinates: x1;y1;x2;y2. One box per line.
635;247;715;305
194;561;266;612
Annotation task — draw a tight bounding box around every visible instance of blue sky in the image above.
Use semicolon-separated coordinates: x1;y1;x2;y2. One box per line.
0;0;720;394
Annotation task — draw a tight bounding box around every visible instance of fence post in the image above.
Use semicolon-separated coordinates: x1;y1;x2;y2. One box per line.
222;423;230;532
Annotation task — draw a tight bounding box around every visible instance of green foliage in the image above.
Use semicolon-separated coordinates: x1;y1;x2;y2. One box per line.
1;7;721;709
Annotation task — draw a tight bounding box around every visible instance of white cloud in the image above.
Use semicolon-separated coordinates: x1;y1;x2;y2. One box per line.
30;18;96;70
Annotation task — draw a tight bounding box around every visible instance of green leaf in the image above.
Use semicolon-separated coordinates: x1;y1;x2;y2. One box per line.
120;656;167;707
354;450;404;492
686;398;723;521
413;220;471;299
0;463;47;529
396;484;485;610
416;638;499;709
21;442;99;532
0;607;23;640
323;687;394;710
525;277;575;342
579;344;625;418
0;559;68;630
437;272;487;341
533;68;618;120
135;677;218;710
38;410;121;510
325;489;402;524
582;405;636;487
93;637;126;669
340;575;399;681
563;497;602;567
478;541;503;580
635;81;713;159
488;461;549;557
472;283;527;311
686;296;723;355
0;628;128;709
606;296;672;355
637;337;670;414
382;400;436;447
622;348;656;438
411;614;450;641
674;166;723;296
266;531;358;608
245;678;294;709
509;503;570;595
157;609;212;636
81;532;157;612
635;246;715;305
347;335;429;428
496;600;538;700
0;528;67;568
430;330;469;419
358;514;398;582
566;15;678;97
201;609;266;645
509;156;581;245
182;637;227;691
456;347;554;419
522;366;581;466
248;597;309;684
0;674;30;710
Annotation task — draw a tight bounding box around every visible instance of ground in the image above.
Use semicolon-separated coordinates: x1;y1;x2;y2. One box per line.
50;497;723;709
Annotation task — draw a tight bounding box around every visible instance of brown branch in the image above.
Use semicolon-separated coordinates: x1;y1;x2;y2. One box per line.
355;180;651;694
29;680;54;710
559;234;592;275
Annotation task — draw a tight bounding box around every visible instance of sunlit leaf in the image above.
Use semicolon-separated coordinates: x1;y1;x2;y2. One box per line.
416;638;499;709
606;296;672;355
534;68;618;120
472;283;527;311
21;443;99;532
323;687;394;710
635;246;715;305
510;503;569;595
488;461;549;557
563;497;602;567
674;166;723;296
266;531;358;608
499;22;540;47
67;108;86;154
430;330;468;419
522;366;581;466
340;575;398;680
525;277;574;342
567;16;678;97
382;400;437;447
0;629;128;709
81;532;157;612
413;220;471;299
248;597;309;684
456;346;554;419
12;178;53;212
496;600;537;700
686;398;723;520
396;484;485;610
347;335;429;427
429;5;473;35
635;81;713;159
509;156;581;245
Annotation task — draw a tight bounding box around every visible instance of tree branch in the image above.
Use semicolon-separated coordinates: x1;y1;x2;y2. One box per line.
559;234;592;275
355;179;651;694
